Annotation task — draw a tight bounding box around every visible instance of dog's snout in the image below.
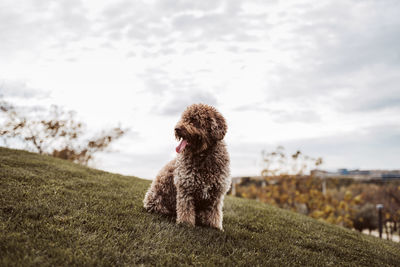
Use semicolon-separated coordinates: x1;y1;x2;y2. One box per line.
175;127;182;134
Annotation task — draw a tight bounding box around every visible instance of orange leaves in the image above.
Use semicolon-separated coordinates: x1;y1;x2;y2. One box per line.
324;205;334;214
235;175;375;230
344;191;352;202
353;194;362;204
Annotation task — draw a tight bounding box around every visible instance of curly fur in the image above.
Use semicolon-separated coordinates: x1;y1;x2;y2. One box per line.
143;103;231;230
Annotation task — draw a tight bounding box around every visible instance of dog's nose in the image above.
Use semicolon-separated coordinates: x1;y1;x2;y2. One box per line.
175;127;181;134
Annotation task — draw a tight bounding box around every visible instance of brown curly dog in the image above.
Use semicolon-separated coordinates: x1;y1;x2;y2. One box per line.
143;103;231;230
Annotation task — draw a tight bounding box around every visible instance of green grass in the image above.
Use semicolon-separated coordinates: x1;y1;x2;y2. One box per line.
1;147;399;266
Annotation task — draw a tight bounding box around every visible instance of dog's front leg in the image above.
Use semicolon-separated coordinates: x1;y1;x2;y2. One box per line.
176;190;195;226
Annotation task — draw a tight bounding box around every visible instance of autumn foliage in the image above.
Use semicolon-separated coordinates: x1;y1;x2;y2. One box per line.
236;175;362;228
234;147;400;241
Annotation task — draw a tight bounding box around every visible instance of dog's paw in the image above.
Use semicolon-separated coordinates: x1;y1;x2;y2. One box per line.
213;224;224;231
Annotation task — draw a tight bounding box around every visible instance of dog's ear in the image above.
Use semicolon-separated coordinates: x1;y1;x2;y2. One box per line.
211;113;227;140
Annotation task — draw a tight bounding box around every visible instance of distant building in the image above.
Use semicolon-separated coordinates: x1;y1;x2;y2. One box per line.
311;169;400;180
230;169;400;195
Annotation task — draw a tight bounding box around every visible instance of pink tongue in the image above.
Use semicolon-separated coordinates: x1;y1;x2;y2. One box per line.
176;139;188;153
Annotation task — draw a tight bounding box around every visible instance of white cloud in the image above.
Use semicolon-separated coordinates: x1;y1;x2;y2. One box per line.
0;80;49;99
157;90;218;116
0;0;399;178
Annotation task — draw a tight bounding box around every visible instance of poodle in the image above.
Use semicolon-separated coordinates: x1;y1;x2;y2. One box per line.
143;103;231;230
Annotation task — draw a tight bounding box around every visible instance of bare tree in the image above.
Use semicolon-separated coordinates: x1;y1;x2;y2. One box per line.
261;146;323;176
0;99;126;165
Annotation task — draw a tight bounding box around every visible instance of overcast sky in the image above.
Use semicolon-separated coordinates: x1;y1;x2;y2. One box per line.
1;0;399;179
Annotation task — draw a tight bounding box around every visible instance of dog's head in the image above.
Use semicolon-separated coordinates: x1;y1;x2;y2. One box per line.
174;103;227;154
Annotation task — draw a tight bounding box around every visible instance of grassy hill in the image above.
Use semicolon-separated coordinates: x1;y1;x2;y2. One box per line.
1;147;399;266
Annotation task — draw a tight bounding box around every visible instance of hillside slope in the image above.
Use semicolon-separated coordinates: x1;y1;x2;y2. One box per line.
1;147;399;266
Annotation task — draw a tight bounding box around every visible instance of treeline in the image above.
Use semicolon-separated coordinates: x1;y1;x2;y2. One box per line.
234;147;400;241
